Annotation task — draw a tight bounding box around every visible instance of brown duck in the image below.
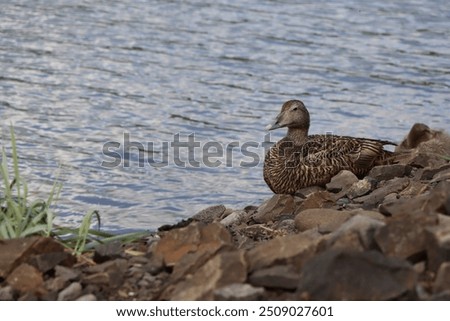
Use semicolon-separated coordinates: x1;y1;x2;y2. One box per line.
263;100;395;194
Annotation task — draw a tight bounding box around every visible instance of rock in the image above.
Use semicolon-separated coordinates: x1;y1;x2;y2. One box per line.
368;164;411;182
82;272;110;285
297;250;417;300
434;262;450;294
6;263;45;295
353;177;410;208
417;164;450;180
94;241;123;263
155;222;232;266
431;168;450;184
296;186;324;198
0;286;14;300
0;237;40;278
166;250;247;300
348;209;385;221
76;294;97;301
27;252;70;273
253;194;295;223
296;191;335;212
425;222;450;272
374;213;438;262
380;181;450;216
325;215;385;251
192;205;226;224
274;219;297;234
346;177;377;199
249;265;300;290
55;265;80;282
57;282;82;301
326;170;358;193
45;276;68;293
294;208;353;233
84;259;128;288
214;283;264;301
246;230;322;272
220;210;246;226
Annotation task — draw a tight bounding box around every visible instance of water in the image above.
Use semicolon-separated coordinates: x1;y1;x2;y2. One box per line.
1;0;449;231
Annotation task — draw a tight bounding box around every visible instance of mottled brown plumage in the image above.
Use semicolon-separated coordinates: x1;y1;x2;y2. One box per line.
264;100;395;194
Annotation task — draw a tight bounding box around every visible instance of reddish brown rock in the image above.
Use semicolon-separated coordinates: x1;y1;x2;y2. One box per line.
296;191;335;212
253;194;295;223
246;230;322;272
6;263;45;295
0;237;39;278
297;250;417;300
294;208;353;233
154;222;232;266
375;213;438;261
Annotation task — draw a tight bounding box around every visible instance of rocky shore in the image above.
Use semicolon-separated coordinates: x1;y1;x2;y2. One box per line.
1;153;450;300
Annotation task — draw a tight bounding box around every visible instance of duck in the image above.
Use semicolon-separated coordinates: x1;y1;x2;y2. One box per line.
395;123;450;156
263;100;396;194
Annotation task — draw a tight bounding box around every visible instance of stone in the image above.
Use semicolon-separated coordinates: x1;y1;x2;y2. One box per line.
353;177;410;208
425;222;450;272
57;282;82;301
274;219;296;234
246;230;322;272
55;265;80;282
417;164;450;181
0;237;39;278
253;194;295;223
192;205;226;224
84;259;128;288
214;283;265;301
431;168;450;184
296;186;324;198
6;263;45;295
249;265;300;290
434;263;450;294
220;210;246;226
0;286;14;301
325;215;385;251
45;276;68;293
326;170;359;193
374;213;438;262
94;241;123;263
380;181;450;216
154;222;232;266
27;252;70;273
368;164;411;182
82;272;110;285
346;177;377;199
348;209;385;221
76;294;97;301
294;208;353;233
297;250;417;300
166;250;247;300
296;191;335;212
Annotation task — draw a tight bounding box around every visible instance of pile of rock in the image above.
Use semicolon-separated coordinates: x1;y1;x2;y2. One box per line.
1;157;450;300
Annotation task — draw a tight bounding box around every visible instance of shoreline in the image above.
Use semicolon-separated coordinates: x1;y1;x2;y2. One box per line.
1;152;450;300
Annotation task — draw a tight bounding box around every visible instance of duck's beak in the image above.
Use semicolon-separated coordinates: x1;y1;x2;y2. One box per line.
265;113;284;131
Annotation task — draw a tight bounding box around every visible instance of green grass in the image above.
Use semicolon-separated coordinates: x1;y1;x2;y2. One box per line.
0;126;149;254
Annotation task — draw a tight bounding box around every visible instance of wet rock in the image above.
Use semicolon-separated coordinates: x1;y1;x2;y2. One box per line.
94;241;123;263
297;250;417;300
325;215;385;251
380;181;450;216
246;230;322;272
249;265;299;290
253;194;295;223
6;263;45;295
425;222;450;272
166;250;247;300
353;177;410;208
76;294;97;301
297;191;335;212
374;213;438;262
192;205;226;224
346;177;377;199
214;283;264;301
295;208;353;233
433;262;450;294
326;170;358;193
220;210;246;226
0;286;14;300
155;222;232;266
368;164;411;182
57;282;82;301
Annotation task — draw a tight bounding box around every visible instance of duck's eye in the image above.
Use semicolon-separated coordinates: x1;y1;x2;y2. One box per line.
292;107;298;111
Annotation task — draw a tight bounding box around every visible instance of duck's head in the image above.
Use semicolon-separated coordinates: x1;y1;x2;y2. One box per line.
406;123;434;148
266;100;310;131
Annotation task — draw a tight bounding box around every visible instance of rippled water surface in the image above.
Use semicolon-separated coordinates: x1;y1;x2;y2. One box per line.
1;1;449;231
